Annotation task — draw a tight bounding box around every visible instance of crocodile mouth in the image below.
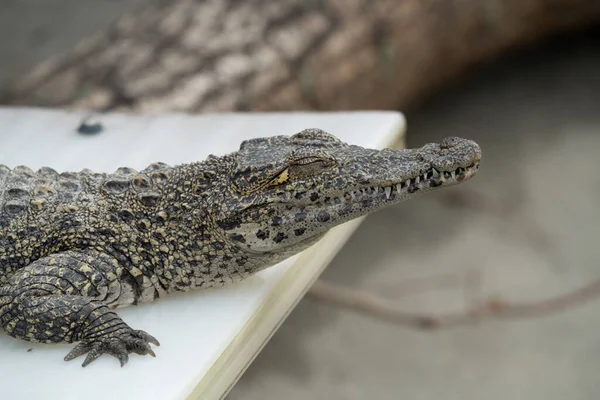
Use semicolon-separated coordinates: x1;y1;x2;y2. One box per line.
315;161;480;207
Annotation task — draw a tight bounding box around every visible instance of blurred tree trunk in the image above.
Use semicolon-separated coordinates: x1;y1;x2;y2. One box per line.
2;0;599;112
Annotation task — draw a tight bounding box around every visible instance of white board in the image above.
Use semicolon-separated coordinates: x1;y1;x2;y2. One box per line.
0;108;405;399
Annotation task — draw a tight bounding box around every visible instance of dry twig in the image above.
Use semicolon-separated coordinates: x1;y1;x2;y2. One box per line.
309;276;600;329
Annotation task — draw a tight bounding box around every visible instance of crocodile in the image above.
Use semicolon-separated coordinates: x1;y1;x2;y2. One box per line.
0;128;481;367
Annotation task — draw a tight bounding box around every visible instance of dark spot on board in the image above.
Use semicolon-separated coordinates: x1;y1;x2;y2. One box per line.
294;228;306;236
273;232;287;243
310;192;319;201
317;211;330;222
229;233;246;243
77;116;104;135
256;229;269;240
294;192;305;199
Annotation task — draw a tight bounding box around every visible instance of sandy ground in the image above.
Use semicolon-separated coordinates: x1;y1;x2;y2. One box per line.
1;3;599;399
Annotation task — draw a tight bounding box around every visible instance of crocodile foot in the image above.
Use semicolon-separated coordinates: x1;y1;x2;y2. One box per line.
64;329;160;367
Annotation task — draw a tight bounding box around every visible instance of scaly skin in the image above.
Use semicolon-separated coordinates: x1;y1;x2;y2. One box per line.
0;129;481;367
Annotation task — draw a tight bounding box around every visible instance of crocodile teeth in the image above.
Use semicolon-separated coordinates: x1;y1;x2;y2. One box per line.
450;171;456;180
432;168;440;178
384;186;391;199
396;184;402;192
415;176;420;184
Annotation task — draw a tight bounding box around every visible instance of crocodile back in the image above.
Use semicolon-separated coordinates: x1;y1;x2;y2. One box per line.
0;162;177;279
0;165;105;276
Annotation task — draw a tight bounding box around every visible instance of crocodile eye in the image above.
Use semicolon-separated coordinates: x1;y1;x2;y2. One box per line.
288;158;333;179
293;156;325;165
270;168;289;186
267;158;332;187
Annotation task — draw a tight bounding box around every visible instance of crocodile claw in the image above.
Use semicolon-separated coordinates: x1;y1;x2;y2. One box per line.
64;329;160;367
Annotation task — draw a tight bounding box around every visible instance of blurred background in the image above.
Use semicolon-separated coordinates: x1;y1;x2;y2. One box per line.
1;1;600;399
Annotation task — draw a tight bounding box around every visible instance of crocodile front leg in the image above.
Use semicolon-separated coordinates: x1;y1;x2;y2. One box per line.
0;250;159;367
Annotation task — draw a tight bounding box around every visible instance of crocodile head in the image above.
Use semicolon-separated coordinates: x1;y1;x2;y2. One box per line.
213;128;481;261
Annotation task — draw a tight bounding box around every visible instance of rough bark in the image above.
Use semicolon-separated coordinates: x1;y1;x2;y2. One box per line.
2;0;599;112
